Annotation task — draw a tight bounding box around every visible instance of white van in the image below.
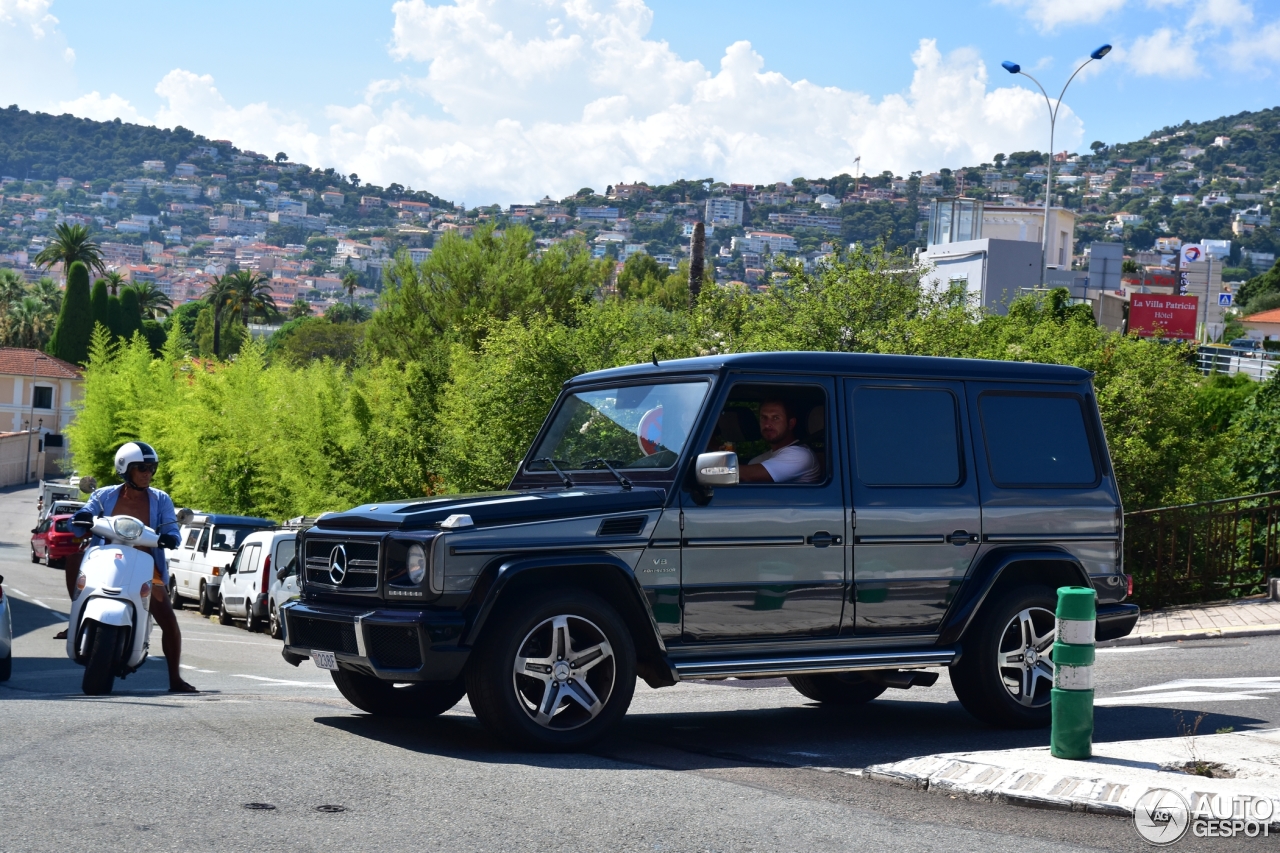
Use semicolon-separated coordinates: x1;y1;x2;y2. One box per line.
168;513;276;615
217;530;296;633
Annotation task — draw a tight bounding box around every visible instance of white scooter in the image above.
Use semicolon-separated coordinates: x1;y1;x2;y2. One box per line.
65;509;191;695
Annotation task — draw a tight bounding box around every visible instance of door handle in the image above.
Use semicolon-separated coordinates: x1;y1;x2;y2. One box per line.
946;530;977;546
808;532;842;547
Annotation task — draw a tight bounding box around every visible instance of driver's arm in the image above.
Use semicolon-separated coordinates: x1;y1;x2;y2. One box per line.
737;463;775;483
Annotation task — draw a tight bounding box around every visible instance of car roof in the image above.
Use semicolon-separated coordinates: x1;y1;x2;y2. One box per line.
242;529;296;543
47;513;74;520
185;514;275;527
571;351;1092;385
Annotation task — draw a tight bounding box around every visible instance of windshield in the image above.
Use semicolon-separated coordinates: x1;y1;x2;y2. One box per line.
210;526;263;552
528;381;710;472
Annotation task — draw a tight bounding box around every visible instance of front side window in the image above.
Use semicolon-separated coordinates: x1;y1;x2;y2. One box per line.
978;392;1098;487
528;381;710;471
705;384;828;485
210;525;260;552
851;387;961;487
184;529;200;549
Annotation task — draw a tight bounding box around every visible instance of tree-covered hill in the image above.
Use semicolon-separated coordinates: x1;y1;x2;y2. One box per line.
0;106;208;181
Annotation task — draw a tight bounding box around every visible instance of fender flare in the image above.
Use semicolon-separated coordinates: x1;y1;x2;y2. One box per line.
937;547;1090;646
462;551;669;665
81;596;135;627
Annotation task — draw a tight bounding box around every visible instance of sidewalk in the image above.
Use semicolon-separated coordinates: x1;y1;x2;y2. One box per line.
1102;594;1280;647
860;729;1280;824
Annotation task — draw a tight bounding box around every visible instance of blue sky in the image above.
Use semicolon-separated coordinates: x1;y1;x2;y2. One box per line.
2;1;1277;203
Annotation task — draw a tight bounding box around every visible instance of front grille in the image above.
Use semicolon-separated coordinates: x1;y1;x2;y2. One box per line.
367;625;423;669
288;615;358;654
598;515;647;537
304;538;380;591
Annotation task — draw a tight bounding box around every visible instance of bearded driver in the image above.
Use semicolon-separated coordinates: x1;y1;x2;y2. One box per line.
737;399;821;484
60;442;197;693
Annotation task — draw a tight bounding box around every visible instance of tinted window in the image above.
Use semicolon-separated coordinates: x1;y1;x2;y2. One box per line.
276;539;296;568
978;393;1098;487
54;519;71;533
210;525;261;552
852;387;961;486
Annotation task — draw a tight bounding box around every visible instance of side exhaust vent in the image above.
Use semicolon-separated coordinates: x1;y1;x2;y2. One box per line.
597;516;647;537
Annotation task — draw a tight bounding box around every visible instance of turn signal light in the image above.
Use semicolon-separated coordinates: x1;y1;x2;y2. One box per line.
76;574;87;591
140;582;151;598
212;566;220;576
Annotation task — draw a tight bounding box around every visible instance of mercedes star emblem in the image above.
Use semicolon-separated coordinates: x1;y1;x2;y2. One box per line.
328;544;347;585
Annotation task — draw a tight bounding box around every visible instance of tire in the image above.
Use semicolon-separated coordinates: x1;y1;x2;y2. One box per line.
331;670;466;718
245;601;261;633
268;603;282;640
465;589;636;751
81;621;119;695
169;581;182;610
30;547;39;563
218;596;232;626
788;672;888;705
950;585;1057;729
198;583;213;617
0;651;11;682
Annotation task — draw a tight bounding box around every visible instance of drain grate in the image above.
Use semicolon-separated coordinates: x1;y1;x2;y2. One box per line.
314;804;347;813
243;803;276;811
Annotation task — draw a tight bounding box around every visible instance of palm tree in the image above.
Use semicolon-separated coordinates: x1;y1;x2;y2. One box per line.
29;277;63;317
8;296;54;349
223;270;280;328
342;271;360;308
0;268;26;305
202;275;238;357
33;223;106;278
128;281;173;319
100;270;127;296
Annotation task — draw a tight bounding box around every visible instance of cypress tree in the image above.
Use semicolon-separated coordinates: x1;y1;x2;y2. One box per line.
46;260;94;364
119;286;145;341
106;294;124;339
688;221;706;307
90;279;110;337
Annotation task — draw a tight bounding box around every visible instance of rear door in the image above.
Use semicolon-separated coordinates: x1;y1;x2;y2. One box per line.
845;378;981;635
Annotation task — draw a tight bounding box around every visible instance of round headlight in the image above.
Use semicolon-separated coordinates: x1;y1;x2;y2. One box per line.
406;543;427;585
114;516;144;541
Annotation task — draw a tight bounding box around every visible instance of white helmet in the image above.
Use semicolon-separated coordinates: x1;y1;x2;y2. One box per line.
114;441;159;476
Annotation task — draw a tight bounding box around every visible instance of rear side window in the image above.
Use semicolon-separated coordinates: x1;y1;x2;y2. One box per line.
54;519;71;533
978;393;1098;487
851;387;962;486
276;539;296;568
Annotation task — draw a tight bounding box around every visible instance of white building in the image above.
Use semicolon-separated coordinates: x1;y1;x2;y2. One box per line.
705;197;744;226
732;232;797;254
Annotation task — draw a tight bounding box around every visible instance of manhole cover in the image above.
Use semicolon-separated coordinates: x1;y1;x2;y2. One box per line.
243;803;276;811
315;804;346;813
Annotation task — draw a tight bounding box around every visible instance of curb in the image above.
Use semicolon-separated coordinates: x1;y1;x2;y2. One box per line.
1099;622;1280;647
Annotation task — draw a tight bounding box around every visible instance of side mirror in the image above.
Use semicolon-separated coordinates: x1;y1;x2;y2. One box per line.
695;451;739;487
224;563;235;575
31;528;38;534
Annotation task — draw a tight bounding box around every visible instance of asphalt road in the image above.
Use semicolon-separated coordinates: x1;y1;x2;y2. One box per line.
2;483;1276;852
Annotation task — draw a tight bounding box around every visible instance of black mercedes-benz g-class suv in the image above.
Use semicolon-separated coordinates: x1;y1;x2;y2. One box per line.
282;352;1138;750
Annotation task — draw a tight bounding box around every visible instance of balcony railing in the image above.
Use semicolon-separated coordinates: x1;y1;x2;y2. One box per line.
1124;491;1280;609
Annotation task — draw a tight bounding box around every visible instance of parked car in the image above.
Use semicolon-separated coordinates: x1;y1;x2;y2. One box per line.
218;530;297;632
30;514;85;567
43;499;85;521
0;574;11;681
268;554;300;639
168;513;275;615
282;352;1138;750
1228;338;1264;355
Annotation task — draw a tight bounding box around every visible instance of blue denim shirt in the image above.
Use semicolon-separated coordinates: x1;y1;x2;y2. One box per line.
82;485;180;583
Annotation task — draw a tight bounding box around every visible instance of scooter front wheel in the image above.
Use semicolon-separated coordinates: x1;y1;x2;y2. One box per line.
81;621;120;695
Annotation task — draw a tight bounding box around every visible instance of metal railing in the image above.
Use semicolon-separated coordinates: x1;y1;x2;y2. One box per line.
1124;491;1280;609
1196;346;1278;382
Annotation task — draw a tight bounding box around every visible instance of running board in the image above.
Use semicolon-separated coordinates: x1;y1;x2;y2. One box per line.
671;648;957;680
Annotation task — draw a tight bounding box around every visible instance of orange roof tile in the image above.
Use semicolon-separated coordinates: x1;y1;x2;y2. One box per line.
1242;307;1280;323
0;348;82;379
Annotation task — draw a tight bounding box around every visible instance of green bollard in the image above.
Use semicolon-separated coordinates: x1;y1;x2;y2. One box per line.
1051;586;1097;760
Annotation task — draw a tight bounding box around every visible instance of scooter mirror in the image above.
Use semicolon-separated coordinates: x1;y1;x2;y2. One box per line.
77;476;97;494
175;507;194;525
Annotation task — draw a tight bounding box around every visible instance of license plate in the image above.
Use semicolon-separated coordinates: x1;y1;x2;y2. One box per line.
312;651;338;671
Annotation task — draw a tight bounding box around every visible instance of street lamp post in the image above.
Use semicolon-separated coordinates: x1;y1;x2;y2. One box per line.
1002;45;1111;286
24;355;48;485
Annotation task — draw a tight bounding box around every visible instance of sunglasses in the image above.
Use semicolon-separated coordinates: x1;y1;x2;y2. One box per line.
131;463;158;474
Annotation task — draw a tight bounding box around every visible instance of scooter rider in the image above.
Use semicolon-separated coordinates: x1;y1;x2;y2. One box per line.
61;442;197;693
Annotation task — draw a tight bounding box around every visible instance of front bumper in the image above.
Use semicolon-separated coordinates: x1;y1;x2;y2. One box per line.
281;601;468;682
1096;603;1141;641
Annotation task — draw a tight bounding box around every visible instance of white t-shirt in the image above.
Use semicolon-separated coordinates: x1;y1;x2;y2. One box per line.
749;442;820;484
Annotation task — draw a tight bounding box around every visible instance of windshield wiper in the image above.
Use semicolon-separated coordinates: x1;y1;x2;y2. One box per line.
585;458;632;491
531;457;574;489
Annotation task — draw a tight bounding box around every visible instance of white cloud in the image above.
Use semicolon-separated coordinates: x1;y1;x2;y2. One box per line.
1123;26;1202;76
53;90;144;123
994;0;1128;32
37;1;1085;205
0;0;76;109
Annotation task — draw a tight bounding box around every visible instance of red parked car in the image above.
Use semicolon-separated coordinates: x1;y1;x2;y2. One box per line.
30;514;85;567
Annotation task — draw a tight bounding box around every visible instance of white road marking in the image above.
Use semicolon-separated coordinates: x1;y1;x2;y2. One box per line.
1096;646;1179;654
1119;677;1280;693
1097;676;1280;706
8;588;28;597
1097;690;1278;706
230;674;336;688
31;599;55;610
180;664;219;673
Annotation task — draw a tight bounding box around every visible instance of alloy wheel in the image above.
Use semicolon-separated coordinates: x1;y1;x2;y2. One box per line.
512;614;616;731
997;606;1056;708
